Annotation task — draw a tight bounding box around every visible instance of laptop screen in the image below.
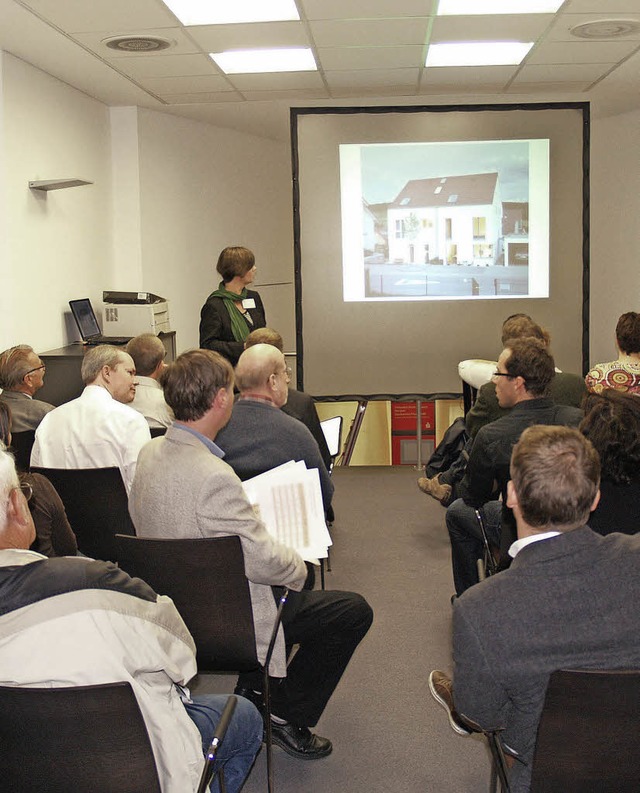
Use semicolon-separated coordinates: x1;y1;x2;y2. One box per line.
69;298;101;340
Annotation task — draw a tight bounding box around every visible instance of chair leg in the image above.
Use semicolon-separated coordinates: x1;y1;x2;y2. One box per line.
326;546;332;572
263;588;290;793
320;559;325;590
486;732;511;793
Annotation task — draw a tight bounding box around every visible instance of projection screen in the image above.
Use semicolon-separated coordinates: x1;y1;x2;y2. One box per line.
291;104;589;398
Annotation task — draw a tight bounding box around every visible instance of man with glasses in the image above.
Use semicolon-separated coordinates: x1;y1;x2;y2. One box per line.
446;337;582;596
0;345;53;431
217;343;334;513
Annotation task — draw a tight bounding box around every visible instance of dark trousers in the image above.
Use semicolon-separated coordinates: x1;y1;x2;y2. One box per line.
239;588;373;728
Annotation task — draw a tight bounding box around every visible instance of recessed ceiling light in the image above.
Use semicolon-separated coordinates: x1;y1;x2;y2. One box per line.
162;0;299;26
211;48;317;74
569;19;640;39
426;42;534;67
438;0;563;14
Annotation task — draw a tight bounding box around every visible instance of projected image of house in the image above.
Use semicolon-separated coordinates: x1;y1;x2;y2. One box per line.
387;172;504;266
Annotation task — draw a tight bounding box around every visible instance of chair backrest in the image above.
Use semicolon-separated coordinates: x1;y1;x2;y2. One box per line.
114;534;259;673
0;681;161;793
530;669;640;793
30;467;135;562
10;429;35;472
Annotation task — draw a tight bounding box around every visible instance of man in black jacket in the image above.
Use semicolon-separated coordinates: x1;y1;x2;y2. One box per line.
446;337;582;595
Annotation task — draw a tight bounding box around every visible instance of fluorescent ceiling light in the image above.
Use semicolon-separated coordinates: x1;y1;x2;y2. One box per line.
438;0;563;14
426;42;534;67
211;48;317;74
162;0;299;26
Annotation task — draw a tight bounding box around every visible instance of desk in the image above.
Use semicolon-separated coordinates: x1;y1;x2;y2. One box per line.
38;332;176;406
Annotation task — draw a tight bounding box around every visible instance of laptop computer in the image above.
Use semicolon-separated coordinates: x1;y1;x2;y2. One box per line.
69;298;130;345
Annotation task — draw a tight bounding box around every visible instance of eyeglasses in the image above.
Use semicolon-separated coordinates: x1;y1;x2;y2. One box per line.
15;482;33;502
24;364;45;376
492;371;514;379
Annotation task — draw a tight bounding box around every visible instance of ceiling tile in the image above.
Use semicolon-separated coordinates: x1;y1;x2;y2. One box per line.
161;91;244;104
317;45;424;71
108;53;219;79
226;72;326;91
527;40;639;64
563;0;640;12
240;88;330;100
421;65;514;87
309;18;429;47
505;80;591;92
514;61;615;81
329;84;418;98
299;0;435;21
431;14;554;42
187;21;309;51
22;0;177;33
324;68;420;88
141;75;235;93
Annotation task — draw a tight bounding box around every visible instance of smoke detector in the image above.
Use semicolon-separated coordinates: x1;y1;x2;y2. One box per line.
103;35;174;52
569;19;640;40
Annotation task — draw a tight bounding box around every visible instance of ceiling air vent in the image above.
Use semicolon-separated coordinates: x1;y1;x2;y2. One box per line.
569;19;640;40
103;36;173;52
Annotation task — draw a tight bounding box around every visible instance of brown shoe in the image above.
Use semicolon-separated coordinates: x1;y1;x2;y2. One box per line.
428;670;472;736
417;474;453;506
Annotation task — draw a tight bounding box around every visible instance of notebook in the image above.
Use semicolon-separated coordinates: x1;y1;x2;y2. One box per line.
69;298;130;345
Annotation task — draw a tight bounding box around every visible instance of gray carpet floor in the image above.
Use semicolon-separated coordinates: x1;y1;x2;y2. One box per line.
193;465;491;792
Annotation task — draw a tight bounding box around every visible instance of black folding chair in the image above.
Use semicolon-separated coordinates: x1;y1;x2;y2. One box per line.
114;534;288;793
0;682;161;792
31;467;135;561
9;429;35;472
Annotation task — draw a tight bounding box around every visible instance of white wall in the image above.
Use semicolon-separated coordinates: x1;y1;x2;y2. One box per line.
0;52;112;351
589;107;640;365
134;108;293;352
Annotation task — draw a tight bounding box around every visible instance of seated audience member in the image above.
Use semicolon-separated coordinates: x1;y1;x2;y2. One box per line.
0;445;262;793
419;315;585;505
31;345;151;493
429;425;640;793
244;328;332;472
0;345;54;431
129;350;373;760
217;344;334;513
126;333;173;429
580;389;640;535
446;338;582;597
586;310;640;394
0;402;77;557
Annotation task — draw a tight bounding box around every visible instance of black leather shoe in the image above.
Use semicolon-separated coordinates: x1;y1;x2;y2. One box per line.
270;722;333;760
233;686;264;716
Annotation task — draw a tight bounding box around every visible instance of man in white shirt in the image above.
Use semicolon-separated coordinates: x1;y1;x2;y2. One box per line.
31;345;151;492
126;333;173;429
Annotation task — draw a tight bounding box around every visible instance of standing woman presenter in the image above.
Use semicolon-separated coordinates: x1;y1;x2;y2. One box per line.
199;246;266;365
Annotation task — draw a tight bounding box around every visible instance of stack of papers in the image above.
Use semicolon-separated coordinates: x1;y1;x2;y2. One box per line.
242;461;332;562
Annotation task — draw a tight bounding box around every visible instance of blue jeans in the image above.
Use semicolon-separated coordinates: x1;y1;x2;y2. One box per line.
184;694;262;793
446;499;502;596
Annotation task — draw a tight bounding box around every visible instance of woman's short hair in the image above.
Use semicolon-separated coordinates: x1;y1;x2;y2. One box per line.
580;389;640;485
502;336;555;397
615;312;640;355
510;425;600;530
216;247;255;283
161;349;233;421
501;315;550;347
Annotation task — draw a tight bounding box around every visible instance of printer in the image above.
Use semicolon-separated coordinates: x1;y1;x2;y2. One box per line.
102;291;171;336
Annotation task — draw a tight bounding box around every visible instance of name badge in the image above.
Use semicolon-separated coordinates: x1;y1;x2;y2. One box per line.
242;298;256;309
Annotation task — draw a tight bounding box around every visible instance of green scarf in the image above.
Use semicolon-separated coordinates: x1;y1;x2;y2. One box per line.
209;282;252;342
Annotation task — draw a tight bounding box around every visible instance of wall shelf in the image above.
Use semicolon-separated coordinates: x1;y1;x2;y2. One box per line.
29;179;93;191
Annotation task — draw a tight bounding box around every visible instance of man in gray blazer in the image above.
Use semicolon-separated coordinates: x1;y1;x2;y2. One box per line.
429;425;640;793
0;344;54;432
129;349;372;762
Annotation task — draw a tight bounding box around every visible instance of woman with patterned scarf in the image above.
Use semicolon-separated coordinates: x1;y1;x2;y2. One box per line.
199;246;266;365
